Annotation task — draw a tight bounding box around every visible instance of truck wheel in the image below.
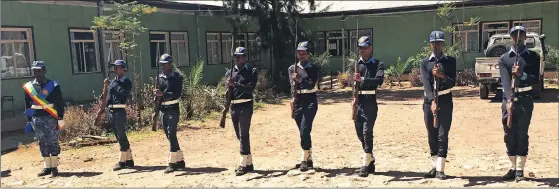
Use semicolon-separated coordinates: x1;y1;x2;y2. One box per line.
479;83;489;99
532;83;542;99
485;44;509;57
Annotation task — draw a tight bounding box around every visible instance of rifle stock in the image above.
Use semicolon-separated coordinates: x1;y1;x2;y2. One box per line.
433;73;439;128
220;59;235;128
507;57;519;128
152;62;162;131
93;83;108;127
352;62;359;120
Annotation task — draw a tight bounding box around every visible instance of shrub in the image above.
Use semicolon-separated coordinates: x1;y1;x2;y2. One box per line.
337;71;351;89
545;45;559;77
385;57;409;87
410;67;423;87
59;105;102;142
456;68;478;86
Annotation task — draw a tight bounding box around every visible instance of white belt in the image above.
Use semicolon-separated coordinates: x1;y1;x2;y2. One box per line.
31;104;53;109
516;86;532;93
161;99;179;105
296;89;316;94
425;90;452;97
231;99;252;104
359;90;376;95
108;104;126;109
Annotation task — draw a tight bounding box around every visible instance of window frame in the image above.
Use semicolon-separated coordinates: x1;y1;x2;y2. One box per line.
206;32;222;65
452;23;480;52
325;30;349;57
0;26;36;79
103;30;125;72
247;33;260;61
68;28;101;74
205;32;258;65
513;20;542;34
169;31;190;67
149;31;170;68
480;21;510;51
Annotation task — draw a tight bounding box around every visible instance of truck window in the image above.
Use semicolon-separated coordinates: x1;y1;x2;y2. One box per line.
493;37;535;48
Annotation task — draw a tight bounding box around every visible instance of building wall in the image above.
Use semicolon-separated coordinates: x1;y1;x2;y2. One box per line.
1;1;270;112
302;1;559;72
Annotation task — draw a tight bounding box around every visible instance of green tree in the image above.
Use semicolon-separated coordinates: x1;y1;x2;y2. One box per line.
223;0;317;93
385;57;410;87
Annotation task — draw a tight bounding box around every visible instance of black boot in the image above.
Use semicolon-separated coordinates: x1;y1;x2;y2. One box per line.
164;163;178;174
299;161;309;172
368;161;376;173
247;164;254;172
113;162;127;171
502;169;516;180
424;168;436;178
125;160;135;168
515;170;524;181
436;171;447;180
51;167;59;177
358;166;369;177
38;168;51;177
175;160;186;169
235;166;249;176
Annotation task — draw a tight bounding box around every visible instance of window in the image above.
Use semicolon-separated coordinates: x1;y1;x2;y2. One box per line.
149;31;169;68
248;33;260;61
206;33;221;65
453;24;479;52
326;31;348;56
482;22;510;50
170;32;189;67
1;28;34;79
103;31;124;71
349;29;373;54
206;32;257;65
513;20;541;34
70;29;100;73
314;32;326;55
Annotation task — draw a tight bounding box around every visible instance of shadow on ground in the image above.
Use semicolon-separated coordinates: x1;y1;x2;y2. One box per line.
454;175;559;187
488;88;559;103
314;167;358;177
1;170;11;178
175;167;228;176
57;171;103;177
245;169;292;181
118;166;167;175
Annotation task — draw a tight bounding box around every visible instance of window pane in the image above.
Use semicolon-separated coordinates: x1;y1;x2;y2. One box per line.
467;32;479;52
72;31;95;40
104;32;121;40
150;33;166;41
150;42;158;67
178;42;188;66
207;34;218;41
72;43;84;72
1;43;15;78
222;34;232;63
171;33;185;41
1;31;27;40
208;42;219;64
315;32;325;55
171;43;179;65
84;42;98;72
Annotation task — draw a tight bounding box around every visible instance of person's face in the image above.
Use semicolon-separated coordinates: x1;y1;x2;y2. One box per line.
234;55;246;64
33;68;46;79
162;63;173;72
297;50;310;62
114;65;125;75
430;41;444;55
359;45;372;58
511;31;527;45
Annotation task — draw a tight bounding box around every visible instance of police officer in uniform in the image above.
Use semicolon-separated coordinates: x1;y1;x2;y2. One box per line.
420;31;456;180
225;47;258;176
153;54;186;173
104;60;134;171
499;26;538;181
23;61;65;177
288;41;319;172
349;36;384;177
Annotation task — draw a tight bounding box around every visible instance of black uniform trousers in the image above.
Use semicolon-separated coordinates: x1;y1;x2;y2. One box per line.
501;93;533;157
354;96;378;154
294;94;318;150
109;109;130;152
160;106;181;152
423;93;453;158
231;101;254;155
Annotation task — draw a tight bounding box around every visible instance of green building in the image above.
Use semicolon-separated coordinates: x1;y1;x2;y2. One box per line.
1;0;558;132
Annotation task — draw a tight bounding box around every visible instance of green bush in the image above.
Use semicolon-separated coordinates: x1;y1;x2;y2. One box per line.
410;67;423;87
545;45;559;77
385;57;409;86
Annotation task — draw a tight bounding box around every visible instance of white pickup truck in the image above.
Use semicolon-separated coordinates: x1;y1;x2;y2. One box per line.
475;32;547;99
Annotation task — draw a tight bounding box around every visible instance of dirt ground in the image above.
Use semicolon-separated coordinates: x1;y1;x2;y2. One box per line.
1;85;558;188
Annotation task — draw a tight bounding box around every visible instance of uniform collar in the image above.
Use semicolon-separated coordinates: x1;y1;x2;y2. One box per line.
32;79;47;85
509;47;529;56
115;75;126;82
429;53;447;62
359;56;375;64
159;71;172;78
297;61;313;69
234;63;248;71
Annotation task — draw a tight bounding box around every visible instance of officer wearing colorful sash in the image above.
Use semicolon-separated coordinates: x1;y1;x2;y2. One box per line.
349;36;384;177
23;61;65;177
288;41;319;172
224;47;258;176
105;60;134;171
420;31;456;180
153;54;186;173
499;26;538;181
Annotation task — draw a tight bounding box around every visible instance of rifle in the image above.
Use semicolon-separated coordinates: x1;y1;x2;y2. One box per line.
351;19;360;120
291;20;298;119
433;63;440;128
220;34;236;128
94;78;109;126
507;16;523;128
152;58;162;131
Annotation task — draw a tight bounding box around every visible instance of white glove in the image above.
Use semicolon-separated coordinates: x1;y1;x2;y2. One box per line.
58;120;65;127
